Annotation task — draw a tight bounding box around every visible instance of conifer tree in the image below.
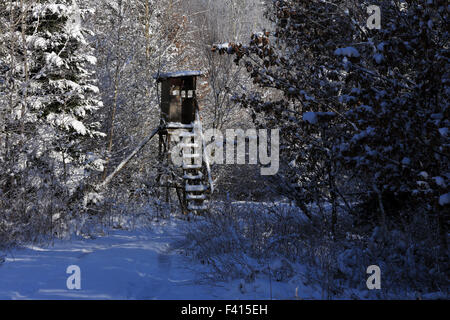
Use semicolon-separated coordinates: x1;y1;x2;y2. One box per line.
0;0;104;241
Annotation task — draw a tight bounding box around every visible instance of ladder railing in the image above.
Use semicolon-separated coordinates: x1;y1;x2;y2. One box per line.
195;110;214;194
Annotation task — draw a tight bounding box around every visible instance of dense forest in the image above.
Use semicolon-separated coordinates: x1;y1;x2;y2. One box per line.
0;0;448;299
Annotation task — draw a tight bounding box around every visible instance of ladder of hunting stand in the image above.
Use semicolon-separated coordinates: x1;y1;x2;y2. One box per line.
177;121;211;213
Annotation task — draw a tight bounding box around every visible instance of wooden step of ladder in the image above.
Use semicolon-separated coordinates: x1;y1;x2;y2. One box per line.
183;172;203;180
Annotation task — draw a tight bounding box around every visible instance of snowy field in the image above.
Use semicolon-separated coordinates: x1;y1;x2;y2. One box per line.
0;219;320;300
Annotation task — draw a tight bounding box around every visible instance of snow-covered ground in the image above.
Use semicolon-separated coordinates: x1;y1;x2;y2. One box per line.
0;219;320;300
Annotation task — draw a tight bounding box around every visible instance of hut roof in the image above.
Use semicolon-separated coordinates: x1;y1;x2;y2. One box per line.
153;70;203;82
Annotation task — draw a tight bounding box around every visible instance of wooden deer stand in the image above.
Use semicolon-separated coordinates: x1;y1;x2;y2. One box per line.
154;71;213;215
98;71;213;216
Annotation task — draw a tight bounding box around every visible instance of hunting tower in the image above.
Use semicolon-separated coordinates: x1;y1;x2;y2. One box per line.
154;71;213;215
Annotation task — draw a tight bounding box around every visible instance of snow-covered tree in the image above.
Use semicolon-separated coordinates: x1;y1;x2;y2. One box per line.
207;0;450;295
80;0;185;203
214;0;449;274
0;0;104;242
